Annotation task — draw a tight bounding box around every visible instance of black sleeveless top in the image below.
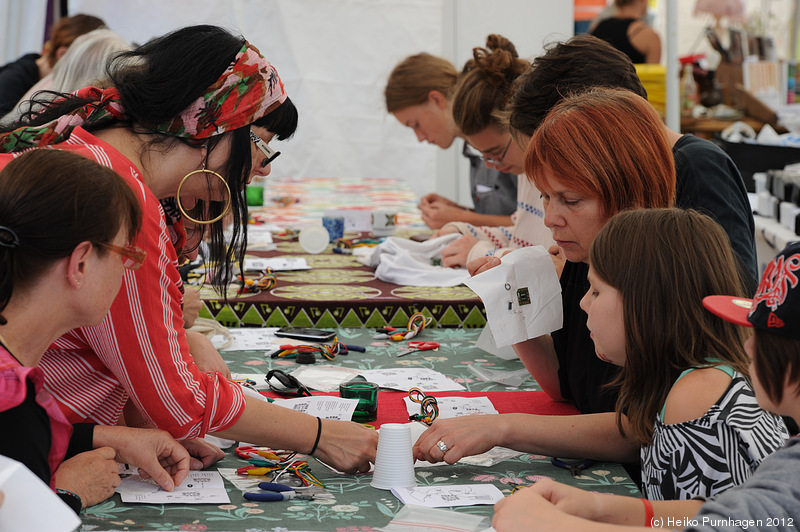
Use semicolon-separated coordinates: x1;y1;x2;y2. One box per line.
591;18;647;64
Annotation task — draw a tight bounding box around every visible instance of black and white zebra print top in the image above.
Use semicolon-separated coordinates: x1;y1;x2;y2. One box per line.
641;368;789;501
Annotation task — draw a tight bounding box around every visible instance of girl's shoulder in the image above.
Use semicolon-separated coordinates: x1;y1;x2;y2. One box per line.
662;366;734;425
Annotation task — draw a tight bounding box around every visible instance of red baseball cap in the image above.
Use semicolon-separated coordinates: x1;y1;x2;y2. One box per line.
703;241;800;339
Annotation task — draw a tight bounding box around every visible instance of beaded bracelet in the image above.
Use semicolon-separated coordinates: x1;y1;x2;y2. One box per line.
56;488;84;512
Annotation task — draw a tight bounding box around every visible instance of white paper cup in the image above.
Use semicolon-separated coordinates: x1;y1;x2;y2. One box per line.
371;423;416;490
298;225;330;254
371;210;398;237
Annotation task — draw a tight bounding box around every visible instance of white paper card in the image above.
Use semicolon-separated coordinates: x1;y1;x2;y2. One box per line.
379;505;491;532
117;470;230;504
323;209;372;231
465;246;562;347
404;396;497;419
289;365;363;392
244;257;310;271
273;396;359;420
390;484;504;507
245;224;276;251
0;455;81;532
213;327;280;352
358;368;465;391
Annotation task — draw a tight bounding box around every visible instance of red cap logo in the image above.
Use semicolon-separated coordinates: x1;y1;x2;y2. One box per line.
752;252;800;329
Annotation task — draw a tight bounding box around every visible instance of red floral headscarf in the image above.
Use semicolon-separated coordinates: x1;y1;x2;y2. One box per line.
0;41;287;152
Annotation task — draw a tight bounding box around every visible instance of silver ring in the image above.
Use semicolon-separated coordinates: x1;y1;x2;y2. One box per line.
436;440;449;453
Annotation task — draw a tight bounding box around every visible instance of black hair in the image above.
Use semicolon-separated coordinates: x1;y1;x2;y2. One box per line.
0;150;142;325
3;25;298;293
508;34;647;137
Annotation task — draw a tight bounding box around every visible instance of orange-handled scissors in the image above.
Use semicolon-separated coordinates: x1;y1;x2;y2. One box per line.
397;341;440;357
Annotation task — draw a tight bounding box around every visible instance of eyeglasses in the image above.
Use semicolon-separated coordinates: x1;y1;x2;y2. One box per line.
249;130;281;169
97;242;147;271
482;136;513;166
266;369;312;397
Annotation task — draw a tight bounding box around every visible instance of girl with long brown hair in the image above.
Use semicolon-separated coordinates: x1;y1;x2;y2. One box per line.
584;208;786;500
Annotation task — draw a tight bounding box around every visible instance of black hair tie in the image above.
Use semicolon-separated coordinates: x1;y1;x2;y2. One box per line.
0;226;20;249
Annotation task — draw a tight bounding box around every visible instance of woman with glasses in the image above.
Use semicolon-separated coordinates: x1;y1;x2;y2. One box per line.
435;34;554;270
385;53;517;229
0;25;376;473
0;149;193;513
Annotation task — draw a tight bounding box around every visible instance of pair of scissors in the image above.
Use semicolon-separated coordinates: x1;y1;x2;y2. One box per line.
550;457;596;478
397;341;440;357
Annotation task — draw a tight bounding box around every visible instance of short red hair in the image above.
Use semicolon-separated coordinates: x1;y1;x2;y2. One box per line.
525;87;675;217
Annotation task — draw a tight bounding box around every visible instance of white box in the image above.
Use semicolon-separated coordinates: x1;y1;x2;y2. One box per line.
0;455;81;532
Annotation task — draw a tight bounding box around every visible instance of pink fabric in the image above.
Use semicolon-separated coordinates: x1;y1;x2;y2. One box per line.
0;347;72;489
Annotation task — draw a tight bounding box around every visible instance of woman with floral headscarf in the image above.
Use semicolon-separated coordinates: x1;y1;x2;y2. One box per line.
0;25;376;474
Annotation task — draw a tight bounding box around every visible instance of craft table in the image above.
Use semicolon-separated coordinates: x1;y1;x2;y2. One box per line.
196;177;487;329
79;328;639;531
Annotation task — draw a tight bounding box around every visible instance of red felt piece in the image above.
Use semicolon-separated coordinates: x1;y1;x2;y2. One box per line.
262;390;579;428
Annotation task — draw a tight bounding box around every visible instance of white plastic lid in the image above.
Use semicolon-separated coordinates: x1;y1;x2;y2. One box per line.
298;225;330;254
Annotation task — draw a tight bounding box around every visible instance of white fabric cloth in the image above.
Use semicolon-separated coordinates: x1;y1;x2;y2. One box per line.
464;246;562;347
361;234;470;287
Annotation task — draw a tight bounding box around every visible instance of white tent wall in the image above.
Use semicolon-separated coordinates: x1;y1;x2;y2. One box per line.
0;0;48;70
5;1;795;201
59;0;572;204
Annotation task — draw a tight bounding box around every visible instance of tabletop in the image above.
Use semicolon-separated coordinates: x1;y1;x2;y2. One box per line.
195;177;486;329
79;328;640;532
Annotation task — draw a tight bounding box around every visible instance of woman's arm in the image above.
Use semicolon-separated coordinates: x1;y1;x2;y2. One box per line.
214;395;377;473
414;411;639;464
514;335;563;401
629;22;661;64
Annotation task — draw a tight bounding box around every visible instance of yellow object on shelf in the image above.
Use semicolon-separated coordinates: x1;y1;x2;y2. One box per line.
635;64;666;118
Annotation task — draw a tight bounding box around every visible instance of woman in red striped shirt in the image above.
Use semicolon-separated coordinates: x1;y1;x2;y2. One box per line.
0;25;376;473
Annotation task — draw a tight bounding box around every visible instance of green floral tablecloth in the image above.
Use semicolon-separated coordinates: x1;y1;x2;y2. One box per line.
80;328;640;531
219;327;534;392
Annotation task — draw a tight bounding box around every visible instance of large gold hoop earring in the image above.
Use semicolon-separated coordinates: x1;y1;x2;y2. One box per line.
175;168;232;225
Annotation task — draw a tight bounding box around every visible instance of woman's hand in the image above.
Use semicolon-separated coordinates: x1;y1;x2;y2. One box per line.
93;426;190;492
548;245;566;279
467;255;501;276
420;201;468;229
312;419;378;474
53;447;120;508
418;193;458;210
180;438;226;470
182;287;203;328
440;235;478;268
412;416;503;464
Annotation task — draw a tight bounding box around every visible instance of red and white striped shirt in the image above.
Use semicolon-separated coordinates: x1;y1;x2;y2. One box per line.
0;128;246;439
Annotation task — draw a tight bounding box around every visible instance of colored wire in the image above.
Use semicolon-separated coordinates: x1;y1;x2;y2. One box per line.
385;312;434;341
407;387;439;425
334;237;381;250
237;268;277;295
276;337;352;362
235;449;324;487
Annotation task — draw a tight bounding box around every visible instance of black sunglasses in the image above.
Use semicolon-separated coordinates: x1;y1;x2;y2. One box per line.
266;369;312;397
